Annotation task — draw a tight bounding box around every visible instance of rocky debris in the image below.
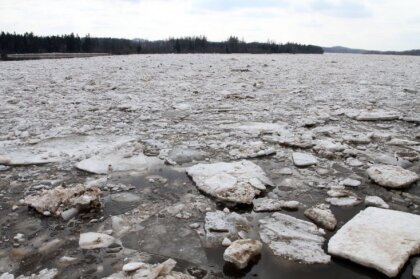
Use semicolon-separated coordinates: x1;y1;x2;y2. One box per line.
204;211;251;247
104;258;193;279
223;239;262;269
364;196;389;209
253;198;299;212
292;152;318;167
24;185;101;217
259;213;330;264
79;232;116;249
1;269;58;279
304;204;337;230
76;151;161;174
341;178;361;187
414;258;420;279
367;165;418;189
355;110;400;121
186;160;273;204
328;207;420;277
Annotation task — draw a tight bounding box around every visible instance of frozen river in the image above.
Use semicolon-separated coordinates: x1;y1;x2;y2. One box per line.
0;54;419;278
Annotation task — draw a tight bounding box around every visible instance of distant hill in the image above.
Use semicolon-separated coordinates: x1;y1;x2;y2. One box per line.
323;46;420;56
364;49;420;56
323;46;369;54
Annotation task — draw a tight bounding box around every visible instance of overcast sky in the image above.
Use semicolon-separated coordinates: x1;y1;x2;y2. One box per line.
1;0;419;50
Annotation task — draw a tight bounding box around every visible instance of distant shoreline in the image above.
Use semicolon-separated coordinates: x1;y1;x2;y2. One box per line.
3;52;420;62
323;46;420;56
1;52;110;61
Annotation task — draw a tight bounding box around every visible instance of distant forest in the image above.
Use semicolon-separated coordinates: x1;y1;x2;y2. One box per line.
0;32;324;57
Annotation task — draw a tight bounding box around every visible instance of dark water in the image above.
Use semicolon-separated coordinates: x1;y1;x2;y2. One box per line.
113;167;414;279
10;165;413;279
205;206;414;279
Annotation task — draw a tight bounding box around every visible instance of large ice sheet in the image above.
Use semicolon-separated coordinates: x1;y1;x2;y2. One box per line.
328;207;420;277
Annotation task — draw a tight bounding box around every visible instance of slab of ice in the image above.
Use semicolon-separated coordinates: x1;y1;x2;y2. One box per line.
253;198;299;212
0;135;133;165
292;152;318;167
341;178;361;187
328;207;420;277
364;196;389;209
259;212;330;264
76;152;161;174
314;139;346;152
167;147;204;164
326;196;362;207
367;165;418;189
186;160;273;204
355;110;401;121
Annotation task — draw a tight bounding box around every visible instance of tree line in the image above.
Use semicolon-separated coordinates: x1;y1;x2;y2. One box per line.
0;32;324;57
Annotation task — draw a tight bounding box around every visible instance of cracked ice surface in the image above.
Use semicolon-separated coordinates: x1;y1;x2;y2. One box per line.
1;54;420;278
1;54;419;164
